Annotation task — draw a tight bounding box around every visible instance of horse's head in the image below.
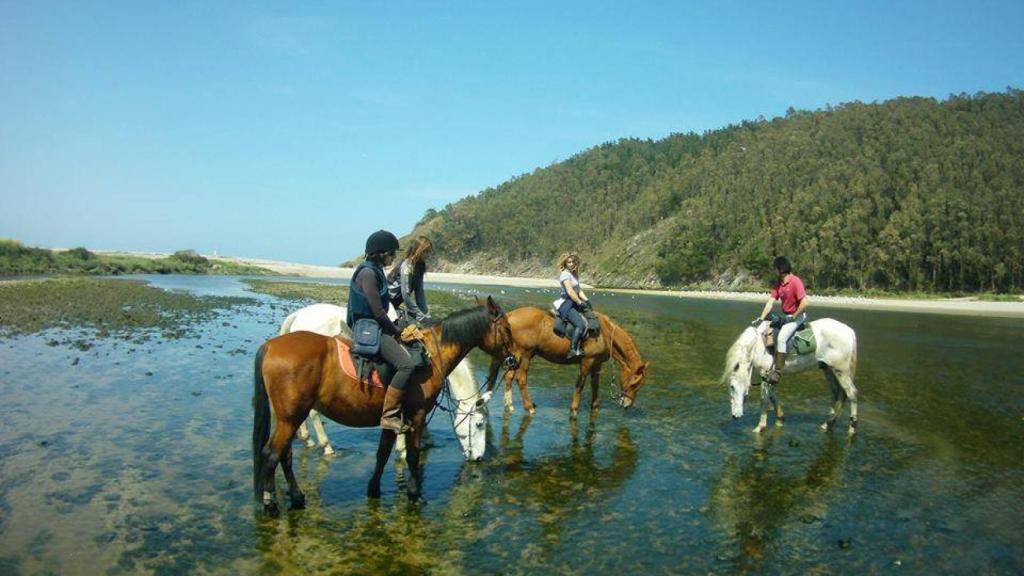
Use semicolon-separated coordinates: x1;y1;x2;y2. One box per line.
723;327;758;418
482;296;515;366
617;361;650;409
448;359;489;461
454;394;489;461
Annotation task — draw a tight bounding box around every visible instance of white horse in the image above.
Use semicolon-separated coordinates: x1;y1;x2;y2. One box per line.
279;303;491;461
722;318;859;435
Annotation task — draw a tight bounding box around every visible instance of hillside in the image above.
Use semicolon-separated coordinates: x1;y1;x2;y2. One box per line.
410;90;1024;293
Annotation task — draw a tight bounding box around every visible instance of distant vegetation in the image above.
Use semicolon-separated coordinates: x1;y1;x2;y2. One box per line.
413;90;1024;294
0;241;274;276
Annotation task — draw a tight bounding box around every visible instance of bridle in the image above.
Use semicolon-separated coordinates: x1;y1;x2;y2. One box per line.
423;308;514;454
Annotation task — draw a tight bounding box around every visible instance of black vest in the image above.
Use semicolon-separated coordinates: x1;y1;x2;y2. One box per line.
347;261;389;328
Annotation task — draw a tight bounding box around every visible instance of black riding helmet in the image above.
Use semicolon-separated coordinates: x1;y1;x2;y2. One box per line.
365;230;400;256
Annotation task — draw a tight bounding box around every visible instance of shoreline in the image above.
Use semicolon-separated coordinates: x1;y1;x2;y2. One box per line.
217;255;1024;319
93;252;1024;319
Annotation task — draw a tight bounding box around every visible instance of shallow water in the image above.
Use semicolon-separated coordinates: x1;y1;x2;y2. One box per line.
0;276;1021;575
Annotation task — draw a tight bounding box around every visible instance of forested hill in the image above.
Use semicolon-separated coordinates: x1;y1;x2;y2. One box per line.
411;90;1024;293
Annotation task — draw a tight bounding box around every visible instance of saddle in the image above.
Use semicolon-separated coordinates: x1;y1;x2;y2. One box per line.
763;320;816;355
550;308;601;340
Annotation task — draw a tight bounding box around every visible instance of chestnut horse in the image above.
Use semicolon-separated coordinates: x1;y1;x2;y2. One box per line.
482;306;650;416
253;297;513;513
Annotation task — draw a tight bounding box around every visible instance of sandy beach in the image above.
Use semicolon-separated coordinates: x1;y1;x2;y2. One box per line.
207;255;1024;319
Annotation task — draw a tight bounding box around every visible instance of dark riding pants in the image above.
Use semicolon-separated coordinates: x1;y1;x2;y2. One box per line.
378;334;417;391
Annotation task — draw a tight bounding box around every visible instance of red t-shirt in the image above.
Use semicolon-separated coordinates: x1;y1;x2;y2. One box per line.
771;274;806;315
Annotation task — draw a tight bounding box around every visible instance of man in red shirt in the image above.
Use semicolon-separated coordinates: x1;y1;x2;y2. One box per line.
756;256;809;384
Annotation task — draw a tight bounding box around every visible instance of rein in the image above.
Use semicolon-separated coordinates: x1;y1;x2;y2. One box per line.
604;321;628;402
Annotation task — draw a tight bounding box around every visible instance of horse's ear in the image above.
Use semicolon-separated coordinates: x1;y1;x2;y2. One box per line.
474;295;483;306
486;295;502;316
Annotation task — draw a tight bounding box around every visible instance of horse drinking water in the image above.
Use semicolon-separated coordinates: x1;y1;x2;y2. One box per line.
482;306;650;416
253;297;513;513
722;318;859;435
279;303;488;461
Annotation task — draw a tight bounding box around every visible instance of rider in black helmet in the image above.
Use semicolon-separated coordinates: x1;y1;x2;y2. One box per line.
348;230;418;433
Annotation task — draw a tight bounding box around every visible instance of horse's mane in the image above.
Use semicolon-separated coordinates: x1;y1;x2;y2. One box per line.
439;306;492;346
721;327;757;385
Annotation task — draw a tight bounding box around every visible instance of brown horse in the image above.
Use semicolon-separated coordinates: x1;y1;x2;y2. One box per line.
482;306;650;416
253;297;513;513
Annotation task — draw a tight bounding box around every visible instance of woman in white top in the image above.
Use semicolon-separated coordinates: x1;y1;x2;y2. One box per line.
554;252;590;358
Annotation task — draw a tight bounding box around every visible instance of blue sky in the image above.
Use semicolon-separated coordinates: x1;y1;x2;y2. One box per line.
2;1;1022;265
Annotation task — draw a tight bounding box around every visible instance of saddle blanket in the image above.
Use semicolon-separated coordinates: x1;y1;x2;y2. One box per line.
333;337;384;388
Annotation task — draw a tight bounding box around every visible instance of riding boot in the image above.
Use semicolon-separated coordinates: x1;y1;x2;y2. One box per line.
567;325;585;359
380;386;412;433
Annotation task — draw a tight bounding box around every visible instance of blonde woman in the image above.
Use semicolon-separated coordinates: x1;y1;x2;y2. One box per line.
388;236;433;323
553;252;590;358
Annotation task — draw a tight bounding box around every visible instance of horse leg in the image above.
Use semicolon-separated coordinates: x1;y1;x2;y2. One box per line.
280;444;306;510
771;382;784;427
820;366;844;432
404;427;425;502
260;420;298;516
503;364;516;413
515;356;536;415
367;429;398;498
753;380;771;433
396;431;407;461
589;365;602;411
297;420;314;448
835;369;859;435
309;410;334;455
571;359;593;418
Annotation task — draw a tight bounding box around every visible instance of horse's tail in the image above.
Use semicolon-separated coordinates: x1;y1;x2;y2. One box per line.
279;311;297;336
252;343;270;501
848;331;858;381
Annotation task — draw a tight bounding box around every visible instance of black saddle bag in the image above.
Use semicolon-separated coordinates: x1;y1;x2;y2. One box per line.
352;318;382;358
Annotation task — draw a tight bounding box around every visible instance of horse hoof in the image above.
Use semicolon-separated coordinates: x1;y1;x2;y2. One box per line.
290;493;306;510
847;427;857;436
820;423;831;432
774;421;784;428
321;445;335;456
528;407;537;415
752;425;765;434
304;439;315;448
264;501;280;518
367;485;381;499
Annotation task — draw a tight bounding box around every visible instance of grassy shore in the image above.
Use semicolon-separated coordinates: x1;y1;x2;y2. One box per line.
0;277;254;340
241;279;481;315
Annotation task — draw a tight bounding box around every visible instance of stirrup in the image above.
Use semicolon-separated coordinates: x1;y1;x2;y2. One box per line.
380;417;413;434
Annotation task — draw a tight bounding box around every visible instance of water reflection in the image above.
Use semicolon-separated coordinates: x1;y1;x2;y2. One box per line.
708;432;849;570
494;415;639;557
2;277;1023;574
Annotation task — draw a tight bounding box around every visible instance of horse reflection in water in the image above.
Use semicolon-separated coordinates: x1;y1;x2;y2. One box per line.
497;416;638;549
253;451;497;574
707;433;849;568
